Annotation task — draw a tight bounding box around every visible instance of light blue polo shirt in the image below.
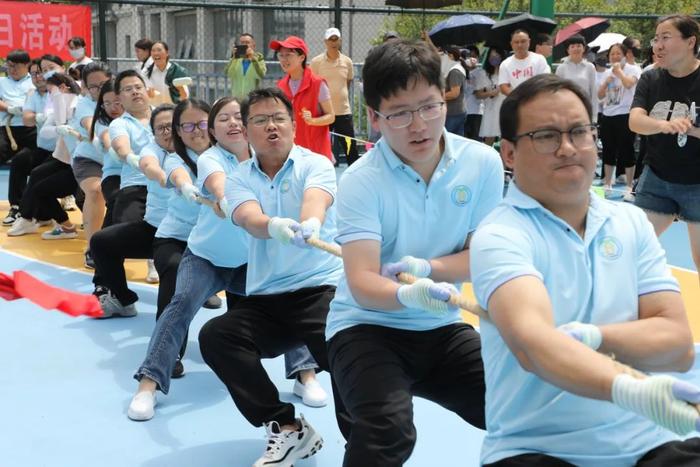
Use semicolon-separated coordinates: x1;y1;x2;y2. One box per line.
0;74;34;126
109;112;151;189
325;130;504;340
72;96;102;164
188;144;249;268
97;121;122;180
139;142;172;229
470;182;680;467
155;149;202;242
24;90;53;151
225;144;343;295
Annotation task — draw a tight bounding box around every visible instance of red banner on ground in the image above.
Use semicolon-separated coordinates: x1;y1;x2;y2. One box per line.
0;2;92;62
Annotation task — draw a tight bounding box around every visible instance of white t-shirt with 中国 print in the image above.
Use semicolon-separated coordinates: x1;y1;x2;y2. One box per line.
498;52;550;90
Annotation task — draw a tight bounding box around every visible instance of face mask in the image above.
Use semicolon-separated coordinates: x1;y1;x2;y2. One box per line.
489;56;502;67
69;48;85;60
43;69;57;80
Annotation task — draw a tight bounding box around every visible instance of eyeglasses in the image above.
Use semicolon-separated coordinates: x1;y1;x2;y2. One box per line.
650;35;683;46
121;84;145;94
216;112;242;123
154;124;172;135
247;112;291;127
179;120;208;133
514;124;598;154
30;71;42;77
374;102;445;129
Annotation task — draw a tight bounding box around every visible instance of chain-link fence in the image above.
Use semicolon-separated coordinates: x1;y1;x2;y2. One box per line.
84;0;692;139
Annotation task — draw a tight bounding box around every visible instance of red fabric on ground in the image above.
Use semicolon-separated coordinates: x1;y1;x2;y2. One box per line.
0;271;103;317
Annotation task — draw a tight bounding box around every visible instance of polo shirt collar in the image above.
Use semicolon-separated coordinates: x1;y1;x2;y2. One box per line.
250;144;299;176
377;129;455;171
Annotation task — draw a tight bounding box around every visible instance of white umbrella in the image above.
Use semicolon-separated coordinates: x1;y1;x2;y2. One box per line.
588;32;627;53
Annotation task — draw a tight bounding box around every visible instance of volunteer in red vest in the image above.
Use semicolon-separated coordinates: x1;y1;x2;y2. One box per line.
270;36;335;161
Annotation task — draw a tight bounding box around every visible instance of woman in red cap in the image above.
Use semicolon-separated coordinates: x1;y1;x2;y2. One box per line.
270;36;335;161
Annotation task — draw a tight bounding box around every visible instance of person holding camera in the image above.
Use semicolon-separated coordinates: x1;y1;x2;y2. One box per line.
629;15;700;284
225;33;267;99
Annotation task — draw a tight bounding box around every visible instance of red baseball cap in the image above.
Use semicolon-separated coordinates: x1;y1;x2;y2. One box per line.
269;36;309;56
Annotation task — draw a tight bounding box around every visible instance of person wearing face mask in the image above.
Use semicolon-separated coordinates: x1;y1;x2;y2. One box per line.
0;49;36;226
476;48;507;147
67;37;93;71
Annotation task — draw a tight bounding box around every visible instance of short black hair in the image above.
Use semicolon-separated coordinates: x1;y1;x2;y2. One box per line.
7;49;30;64
150;103;176;135
114;69;146;94
658;15;700;55
46;73;81;95
82;61;112;84
500;74;592;142
241;87;293;126
362;39;442;111
240;33;254;40
511;29;530;39
40;54;64;67
68;36;86;48
533;32;551;46
135;38;153;51
565;34;587;49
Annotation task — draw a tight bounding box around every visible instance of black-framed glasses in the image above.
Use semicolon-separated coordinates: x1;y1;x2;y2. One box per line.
179;120;208;133
374;102;445;129
247;112;291;127
155;124;172;135
514;124;598;154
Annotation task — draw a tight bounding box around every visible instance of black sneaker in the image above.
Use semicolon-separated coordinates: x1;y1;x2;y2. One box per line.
2;206;19;226
84;250;95;269
203;294;222;309
171;359;185;379
93;285;110;298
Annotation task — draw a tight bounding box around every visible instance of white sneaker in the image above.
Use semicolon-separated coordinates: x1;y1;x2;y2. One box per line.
146;259;159;283
97;293;137;318
7;218;38;236
293;378;328;408
36;219;53;227
127;390;157;421
61;195;77;211
623;186;635;203
615;174;626;185
253;414;323;467
41;224;78;240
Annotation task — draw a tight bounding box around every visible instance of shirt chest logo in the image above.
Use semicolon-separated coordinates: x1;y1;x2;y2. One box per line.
598;236;623;260
451;185;471;206
280;179;291;193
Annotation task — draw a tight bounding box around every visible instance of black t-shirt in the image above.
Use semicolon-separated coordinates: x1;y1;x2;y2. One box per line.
632;65;700;184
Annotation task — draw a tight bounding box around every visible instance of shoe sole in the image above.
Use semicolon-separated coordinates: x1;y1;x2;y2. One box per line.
95;309;138;319
127;399;157;421
145;277;159;284
42;234;78;240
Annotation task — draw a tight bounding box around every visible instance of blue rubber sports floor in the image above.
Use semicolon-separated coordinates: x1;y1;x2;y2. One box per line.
0;169;698;467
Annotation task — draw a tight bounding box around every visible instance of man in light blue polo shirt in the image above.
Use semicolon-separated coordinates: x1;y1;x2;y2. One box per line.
470;73;700;467
108;69;151;224
0;49;35;163
325;40;503;467
199;87;347;467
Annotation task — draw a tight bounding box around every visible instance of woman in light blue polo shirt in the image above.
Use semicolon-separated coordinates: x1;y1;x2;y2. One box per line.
90;105;174;318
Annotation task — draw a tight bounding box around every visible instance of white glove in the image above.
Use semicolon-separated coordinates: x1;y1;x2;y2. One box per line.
56;125;73;137
35;113;47;126
396;278;459;315
125;152;141;170
381;255;431;280
612;374;700;435
558;321;602;350
291;217;321;248
218;197;232;220
7;105;22;116
179;182;201;203
267;217;300;244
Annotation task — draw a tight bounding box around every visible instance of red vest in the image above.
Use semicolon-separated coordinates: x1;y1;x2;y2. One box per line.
277;67;333;160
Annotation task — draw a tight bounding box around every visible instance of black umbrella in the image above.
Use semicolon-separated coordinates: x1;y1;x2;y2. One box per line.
386;0;461;8
428;14;495;47
485;13;557;50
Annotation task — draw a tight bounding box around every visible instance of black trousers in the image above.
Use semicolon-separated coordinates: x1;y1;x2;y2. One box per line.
91;220;157;306
331;114;359;166
328;323;486;467
0;125;36;164
112;185;147;225
152;237;186;318
8;147;50;206
100;175;121;230
484;438;700;466
199;285;351;435
19;157;76;223
600;113;636;168
464;114;483;141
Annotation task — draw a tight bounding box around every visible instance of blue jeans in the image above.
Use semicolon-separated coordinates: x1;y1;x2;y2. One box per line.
635;165;700;223
445;113;466;136
135;249;318;393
